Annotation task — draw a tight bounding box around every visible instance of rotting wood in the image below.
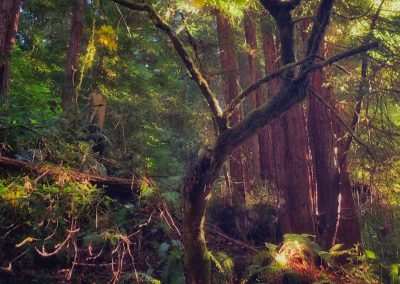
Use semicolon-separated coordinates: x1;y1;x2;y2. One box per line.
0;156;138;193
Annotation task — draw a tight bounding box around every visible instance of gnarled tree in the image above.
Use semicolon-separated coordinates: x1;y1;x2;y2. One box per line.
112;0;378;283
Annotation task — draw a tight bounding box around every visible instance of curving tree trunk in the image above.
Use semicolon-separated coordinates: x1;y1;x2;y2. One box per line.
62;0;85;113
113;0;377;282
0;0;21;104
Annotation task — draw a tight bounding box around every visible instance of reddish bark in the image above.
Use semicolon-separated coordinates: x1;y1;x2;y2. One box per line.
237;51;259;191
216;12;247;237
262;27;279;183
304;25;360;247
263;24;314;235
0;0;21;103
308;69;342;248
335;1;385;248
242;11;265;186
62;0;85;112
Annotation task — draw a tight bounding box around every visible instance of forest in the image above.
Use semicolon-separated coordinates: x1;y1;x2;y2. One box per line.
1;0;400;283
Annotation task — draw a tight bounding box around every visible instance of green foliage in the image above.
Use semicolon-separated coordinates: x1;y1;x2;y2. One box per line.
244;234;388;283
157;240;185;284
210;250;235;283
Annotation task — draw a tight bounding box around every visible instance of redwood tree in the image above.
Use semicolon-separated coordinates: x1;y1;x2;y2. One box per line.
243;10;266;185
62;0;85;112
261;1;315;235
216;11;248;239
0;0;22;103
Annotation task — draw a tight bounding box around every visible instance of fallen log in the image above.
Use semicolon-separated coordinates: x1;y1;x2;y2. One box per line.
0;156;138;196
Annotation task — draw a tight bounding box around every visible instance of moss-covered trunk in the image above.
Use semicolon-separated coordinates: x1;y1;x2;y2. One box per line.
182;150;224;284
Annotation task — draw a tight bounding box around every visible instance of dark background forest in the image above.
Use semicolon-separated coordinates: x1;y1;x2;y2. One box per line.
1;0;400;283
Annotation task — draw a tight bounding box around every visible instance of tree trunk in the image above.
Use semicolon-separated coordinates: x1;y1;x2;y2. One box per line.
242;10;262;187
0;0;21;104
216;11;248;239
308;69;342;249
183;150;225;284
305;25;360;248
335;0;385;248
262;17;314;235
62;0;85;113
237;52;259;191
261;26;279;183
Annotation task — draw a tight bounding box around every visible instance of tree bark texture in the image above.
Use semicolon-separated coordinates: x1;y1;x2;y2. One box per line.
261;8;314;235
262;27;279;183
335;1;385;247
216;11;248;239
243;10;265;185
62;0;85;113
308;69;342;248
238;51;260;192
305;30;360;248
0;0;21;103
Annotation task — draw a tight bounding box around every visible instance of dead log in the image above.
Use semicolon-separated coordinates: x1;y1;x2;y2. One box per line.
0;156;138;198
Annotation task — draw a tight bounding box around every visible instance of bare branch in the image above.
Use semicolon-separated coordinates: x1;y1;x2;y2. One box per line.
307;88;374;157
112;0;226;131
223;57;310;118
224;42;378;118
302;41;380;74
215;42;379;156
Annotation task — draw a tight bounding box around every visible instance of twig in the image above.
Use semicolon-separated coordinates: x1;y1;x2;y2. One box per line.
35;227;80;257
0;249;28;273
206;223;261;253
307;88;374;157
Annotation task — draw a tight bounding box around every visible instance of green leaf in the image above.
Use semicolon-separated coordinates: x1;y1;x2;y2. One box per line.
364;249;377;260
390;264;400;284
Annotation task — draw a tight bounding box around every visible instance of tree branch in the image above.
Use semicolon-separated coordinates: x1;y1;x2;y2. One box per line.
302;41;379;75
305;0;336;59
307;88;374;157
223;42;378;119
223;57;310;118
215;42;379;157
112;0;226;131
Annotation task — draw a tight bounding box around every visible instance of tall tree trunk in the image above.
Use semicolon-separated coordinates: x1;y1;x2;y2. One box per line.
336;0;385;248
237;51;259;191
263;19;314;235
262;26;279;183
62;0;85;113
308;68;342;249
216;11;248;239
0;0;21;104
243;10;266;186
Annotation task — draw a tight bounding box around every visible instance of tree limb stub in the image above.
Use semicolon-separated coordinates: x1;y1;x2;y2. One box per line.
112;0;226;132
